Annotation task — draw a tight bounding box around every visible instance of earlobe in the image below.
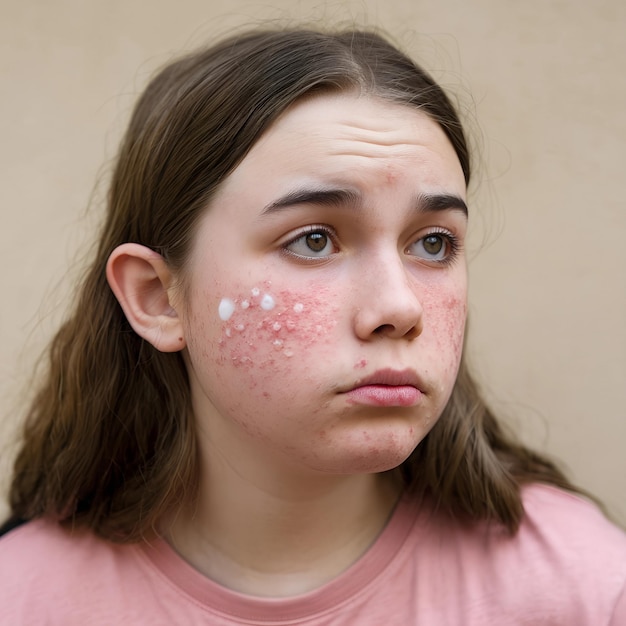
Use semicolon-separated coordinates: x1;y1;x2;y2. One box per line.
106;243;186;352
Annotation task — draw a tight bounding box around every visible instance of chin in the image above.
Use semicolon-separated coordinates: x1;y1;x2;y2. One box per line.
314;440;421;476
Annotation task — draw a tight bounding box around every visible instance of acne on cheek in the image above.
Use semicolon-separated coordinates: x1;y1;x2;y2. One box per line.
217;285;338;369
418;283;467;373
434;295;467;367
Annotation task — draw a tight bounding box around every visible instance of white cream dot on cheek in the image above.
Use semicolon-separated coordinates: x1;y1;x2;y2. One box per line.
218;298;236;321
241;300;250;309
293;303;304;313
260;294;275;310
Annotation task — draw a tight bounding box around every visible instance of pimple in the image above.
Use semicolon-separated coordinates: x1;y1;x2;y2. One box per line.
444;296;464;311
355;358;368;369
382;161;401;185
230;354;253;368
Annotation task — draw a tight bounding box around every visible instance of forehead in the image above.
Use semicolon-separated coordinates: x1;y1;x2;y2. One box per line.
213;92;467;205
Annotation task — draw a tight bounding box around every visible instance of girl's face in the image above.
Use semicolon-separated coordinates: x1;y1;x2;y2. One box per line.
180;93;468;477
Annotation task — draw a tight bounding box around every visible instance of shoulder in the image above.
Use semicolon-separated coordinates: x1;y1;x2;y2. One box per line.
0;517;123;576
498;484;626;623
519;483;626;575
0;518;120;589
397;484;626;624
0;518;92;571
518;483;626;560
0;519;158;624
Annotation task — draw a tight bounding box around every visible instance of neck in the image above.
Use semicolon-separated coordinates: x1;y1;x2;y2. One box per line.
165;447;402;597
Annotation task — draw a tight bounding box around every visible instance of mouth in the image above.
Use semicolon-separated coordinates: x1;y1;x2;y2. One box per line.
341;368;424;408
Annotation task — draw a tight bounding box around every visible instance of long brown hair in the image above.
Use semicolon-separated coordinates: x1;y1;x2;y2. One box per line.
6;27;578;541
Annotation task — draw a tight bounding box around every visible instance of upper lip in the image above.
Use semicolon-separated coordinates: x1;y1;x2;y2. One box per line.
345;368;424;391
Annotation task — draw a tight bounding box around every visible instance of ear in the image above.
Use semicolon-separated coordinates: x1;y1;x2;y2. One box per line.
106;243;186;352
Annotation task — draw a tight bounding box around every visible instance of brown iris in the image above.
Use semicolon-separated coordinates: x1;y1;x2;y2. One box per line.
423;235;444;256
306;232;328;252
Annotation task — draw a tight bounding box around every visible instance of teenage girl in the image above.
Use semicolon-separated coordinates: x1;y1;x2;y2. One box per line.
1;28;624;625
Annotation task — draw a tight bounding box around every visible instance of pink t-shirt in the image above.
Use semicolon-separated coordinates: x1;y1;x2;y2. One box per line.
1;484;625;624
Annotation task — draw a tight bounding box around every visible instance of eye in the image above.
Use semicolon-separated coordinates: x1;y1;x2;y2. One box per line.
283;227;337;259
407;230;459;264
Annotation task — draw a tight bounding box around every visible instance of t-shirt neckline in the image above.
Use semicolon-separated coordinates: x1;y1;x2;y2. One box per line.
139;492;423;623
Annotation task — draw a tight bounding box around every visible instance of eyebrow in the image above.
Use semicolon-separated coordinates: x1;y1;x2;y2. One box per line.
418;193;468;217
261;187;468;217
261;187;361;214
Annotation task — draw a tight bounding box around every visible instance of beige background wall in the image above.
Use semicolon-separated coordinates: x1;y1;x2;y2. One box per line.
1;0;624;525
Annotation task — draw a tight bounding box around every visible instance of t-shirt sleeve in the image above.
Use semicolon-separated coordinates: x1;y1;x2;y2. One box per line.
609;581;626;626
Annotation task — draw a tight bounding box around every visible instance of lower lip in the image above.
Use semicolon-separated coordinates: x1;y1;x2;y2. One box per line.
344;385;422;407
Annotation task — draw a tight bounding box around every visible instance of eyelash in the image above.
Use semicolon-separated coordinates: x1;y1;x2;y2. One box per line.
281;225;461;265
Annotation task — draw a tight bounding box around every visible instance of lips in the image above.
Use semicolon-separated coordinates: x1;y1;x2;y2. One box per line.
342;368;424;407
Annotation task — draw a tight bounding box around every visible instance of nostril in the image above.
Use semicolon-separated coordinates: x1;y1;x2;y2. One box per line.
405;323;421;341
374;324;422;341
373;324;395;335
373;323;420;340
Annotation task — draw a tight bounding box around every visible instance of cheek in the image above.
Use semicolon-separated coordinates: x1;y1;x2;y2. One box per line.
442;295;467;360
423;285;467;371
195;282;341;393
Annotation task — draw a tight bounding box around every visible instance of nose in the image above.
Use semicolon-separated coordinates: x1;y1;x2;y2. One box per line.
352;252;424;341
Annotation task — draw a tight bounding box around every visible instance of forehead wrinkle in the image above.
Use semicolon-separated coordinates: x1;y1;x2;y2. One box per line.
333;125;413;143
321;125;446;158
326;139;426;161
327;147;418;162
318;110;444;145
328;123;425;144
